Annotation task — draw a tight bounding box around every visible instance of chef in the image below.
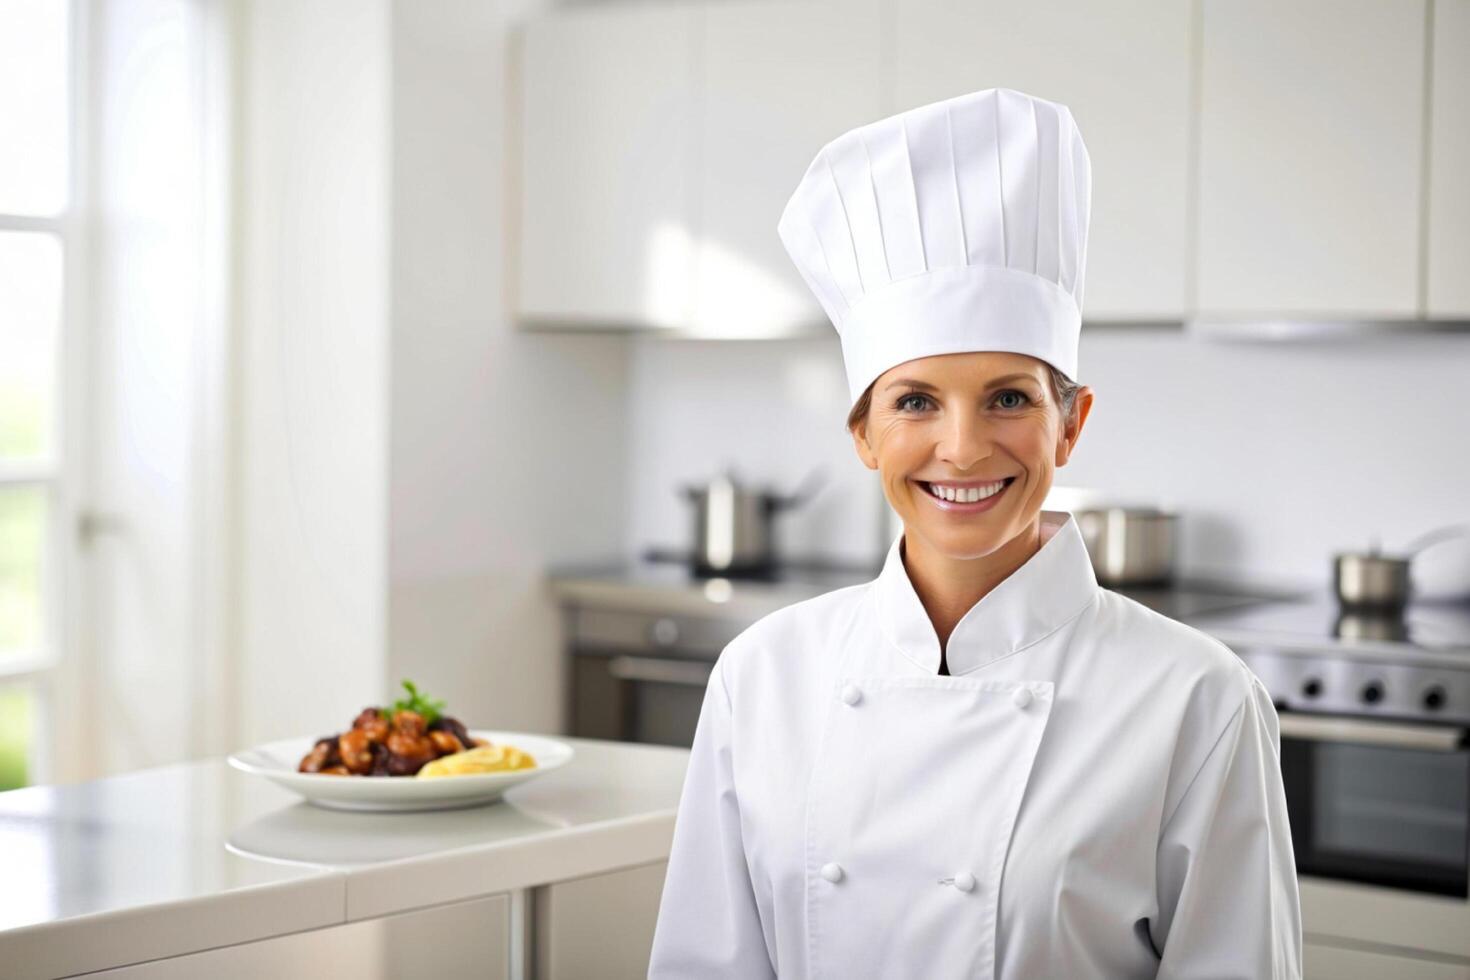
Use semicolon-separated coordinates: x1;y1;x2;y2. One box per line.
647;87;1302;979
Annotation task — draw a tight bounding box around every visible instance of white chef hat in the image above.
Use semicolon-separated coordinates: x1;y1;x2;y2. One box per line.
777;87;1092;410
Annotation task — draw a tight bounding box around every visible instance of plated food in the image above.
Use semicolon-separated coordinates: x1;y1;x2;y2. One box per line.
297;680;536;779
229;679;571;810
231;730;573;812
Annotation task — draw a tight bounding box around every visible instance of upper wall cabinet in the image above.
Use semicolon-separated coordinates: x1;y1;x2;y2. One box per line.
515;3;699;329
693;0;883;337
890;0;1195;321
1428;0;1470;316
516;0;1453;332
1196;0;1427;318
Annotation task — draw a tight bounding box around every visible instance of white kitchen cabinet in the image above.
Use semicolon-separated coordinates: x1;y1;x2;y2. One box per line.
889;0;1194;321
1305;940;1470;980
515;2;699;329
534;859;667;980
692;0;883;336
82;894;511;979
1196;0;1428;318
1428;0;1470;316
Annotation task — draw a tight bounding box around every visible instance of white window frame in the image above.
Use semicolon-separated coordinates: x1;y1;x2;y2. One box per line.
0;0;92;785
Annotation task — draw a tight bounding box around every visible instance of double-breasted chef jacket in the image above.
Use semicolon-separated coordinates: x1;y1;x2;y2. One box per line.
648;509;1303;979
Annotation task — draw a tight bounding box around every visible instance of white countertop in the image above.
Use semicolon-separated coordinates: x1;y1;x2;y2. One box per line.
0;736;689;979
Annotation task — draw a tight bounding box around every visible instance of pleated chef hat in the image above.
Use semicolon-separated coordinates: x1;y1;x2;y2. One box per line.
777;87;1092;410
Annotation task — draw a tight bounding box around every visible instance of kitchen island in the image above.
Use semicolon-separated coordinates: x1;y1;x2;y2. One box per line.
0;736;687;979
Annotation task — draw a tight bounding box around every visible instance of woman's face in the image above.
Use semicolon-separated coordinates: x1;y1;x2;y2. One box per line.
851;351;1093;561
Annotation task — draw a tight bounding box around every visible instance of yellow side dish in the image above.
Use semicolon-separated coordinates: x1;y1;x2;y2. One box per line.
417;743;537;778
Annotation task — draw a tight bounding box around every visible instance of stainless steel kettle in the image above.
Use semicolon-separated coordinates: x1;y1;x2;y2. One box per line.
680;466;827;576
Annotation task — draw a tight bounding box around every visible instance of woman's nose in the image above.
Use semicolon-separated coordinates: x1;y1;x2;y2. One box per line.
937;412;993;470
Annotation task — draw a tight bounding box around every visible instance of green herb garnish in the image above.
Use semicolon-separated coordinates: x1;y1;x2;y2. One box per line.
384;679;446;725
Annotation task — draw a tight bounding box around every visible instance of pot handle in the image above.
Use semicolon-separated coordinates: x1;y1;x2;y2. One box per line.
770;465;828;511
1402;523;1470;556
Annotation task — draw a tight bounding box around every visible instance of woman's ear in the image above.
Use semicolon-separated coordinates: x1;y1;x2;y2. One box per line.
850;422;879;472
1054;386;1095;467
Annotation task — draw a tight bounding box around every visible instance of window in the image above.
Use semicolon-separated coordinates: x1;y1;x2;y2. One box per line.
0;0;74;791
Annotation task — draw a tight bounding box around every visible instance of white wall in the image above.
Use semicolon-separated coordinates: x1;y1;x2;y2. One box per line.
387;0;631;735
626;329;1470;596
235;0;391;745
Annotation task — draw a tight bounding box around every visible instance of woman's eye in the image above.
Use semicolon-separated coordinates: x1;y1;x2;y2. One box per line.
896;393;931;412
996;390;1031;409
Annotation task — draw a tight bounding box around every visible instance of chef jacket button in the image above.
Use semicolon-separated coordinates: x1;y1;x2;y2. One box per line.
839;684;862;706
954;871;976;892
820;862;845;883
1012;687;1033;709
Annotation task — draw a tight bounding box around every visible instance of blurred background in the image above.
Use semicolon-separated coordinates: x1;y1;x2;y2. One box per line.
2;0;1470;970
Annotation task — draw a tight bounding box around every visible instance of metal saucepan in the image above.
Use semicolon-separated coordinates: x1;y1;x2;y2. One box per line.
1073;506;1177;587
679;465;827;576
1333;524;1470;609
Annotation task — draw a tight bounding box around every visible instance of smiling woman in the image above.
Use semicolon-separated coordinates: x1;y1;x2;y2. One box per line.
650;86;1302;980
845;350;1094;671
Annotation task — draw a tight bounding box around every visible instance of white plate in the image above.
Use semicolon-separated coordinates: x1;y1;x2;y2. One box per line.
228;730;575;812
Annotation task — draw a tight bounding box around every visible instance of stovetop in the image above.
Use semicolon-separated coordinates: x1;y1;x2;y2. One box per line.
1186;593;1470;724
1185;594;1470;660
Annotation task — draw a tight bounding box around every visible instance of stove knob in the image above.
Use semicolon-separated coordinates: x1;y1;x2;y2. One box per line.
1361;680;1384;706
1424;685;1448;711
1301;677;1323;698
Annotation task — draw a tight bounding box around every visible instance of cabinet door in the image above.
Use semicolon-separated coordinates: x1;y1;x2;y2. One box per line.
891;0;1194;321
1305;940;1470;980
515;3;698;329
1428;0;1470;316
85;894;511;979
1196;0;1427;317
535;859;668;980
693;0;883;336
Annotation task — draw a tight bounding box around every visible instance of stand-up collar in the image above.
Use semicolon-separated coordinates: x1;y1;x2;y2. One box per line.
874;509;1099;676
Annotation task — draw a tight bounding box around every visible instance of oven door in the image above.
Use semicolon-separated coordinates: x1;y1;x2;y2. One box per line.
572;653;713;748
1279;712;1470;897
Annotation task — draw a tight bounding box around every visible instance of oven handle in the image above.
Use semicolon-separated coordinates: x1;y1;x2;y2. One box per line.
607;655;714;688
1277;712;1469;752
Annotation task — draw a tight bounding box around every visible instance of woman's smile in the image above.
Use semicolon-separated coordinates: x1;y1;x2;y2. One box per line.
912;476;1017;514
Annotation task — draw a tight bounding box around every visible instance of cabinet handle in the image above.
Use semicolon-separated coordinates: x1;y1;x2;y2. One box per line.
607;655;712;688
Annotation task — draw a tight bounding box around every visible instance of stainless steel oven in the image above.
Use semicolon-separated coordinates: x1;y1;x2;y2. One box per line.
1190;595;1470;900
566;606;738;748
1277;711;1470;897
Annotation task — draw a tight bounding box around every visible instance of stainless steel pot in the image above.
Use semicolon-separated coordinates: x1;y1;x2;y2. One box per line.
1073;506;1177;587
1333;549;1412;610
1333;524;1470;609
680;466;826;576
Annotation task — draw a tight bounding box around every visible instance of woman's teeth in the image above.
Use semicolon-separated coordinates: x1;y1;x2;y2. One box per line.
924;479;1010;503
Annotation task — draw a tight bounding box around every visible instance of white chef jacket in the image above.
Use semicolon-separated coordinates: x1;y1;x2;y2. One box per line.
648;509;1302;979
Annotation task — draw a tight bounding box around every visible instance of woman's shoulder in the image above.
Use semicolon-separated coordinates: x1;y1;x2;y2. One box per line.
1086;587;1259;707
1085;590;1274;805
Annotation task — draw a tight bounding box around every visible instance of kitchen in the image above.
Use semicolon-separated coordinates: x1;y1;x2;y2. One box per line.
2;0;1469;977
